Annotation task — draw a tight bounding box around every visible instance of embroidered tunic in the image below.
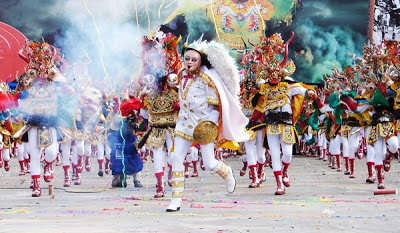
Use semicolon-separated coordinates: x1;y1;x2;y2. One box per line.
175;67;220;141
140;88;178;148
254;82;307;145
18;79;58;127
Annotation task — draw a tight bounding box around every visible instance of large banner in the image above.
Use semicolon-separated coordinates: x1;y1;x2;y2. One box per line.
0;0;371;83
372;0;400;44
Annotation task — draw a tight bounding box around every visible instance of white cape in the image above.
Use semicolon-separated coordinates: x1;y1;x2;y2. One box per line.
203;67;250;143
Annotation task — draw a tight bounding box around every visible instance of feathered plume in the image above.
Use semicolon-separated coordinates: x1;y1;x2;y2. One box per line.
206;41;240;100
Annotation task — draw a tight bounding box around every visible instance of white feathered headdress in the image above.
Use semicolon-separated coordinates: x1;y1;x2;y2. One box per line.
185;40;240;100
206;41;240;100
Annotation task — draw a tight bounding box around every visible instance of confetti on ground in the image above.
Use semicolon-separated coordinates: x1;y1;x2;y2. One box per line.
0;209;29;214
211;205;237;209
190;204;204;208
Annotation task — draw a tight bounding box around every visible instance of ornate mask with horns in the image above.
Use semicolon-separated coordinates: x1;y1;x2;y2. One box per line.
249;32;296;85
19;38;65;82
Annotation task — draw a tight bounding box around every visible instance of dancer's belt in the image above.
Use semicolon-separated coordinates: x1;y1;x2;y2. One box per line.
394;110;400;120
150;124;176;128
264;112;292;125
372;111;393;126
26;115;58;128
346;117;361;127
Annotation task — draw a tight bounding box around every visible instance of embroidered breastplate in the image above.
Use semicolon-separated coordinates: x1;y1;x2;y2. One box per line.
150;89;177;114
241;91;256;117
258;82;289;111
148;88;178;126
20;80;57;116
391;83;400;110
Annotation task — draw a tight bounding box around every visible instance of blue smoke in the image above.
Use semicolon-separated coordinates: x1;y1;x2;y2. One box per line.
291;18;366;83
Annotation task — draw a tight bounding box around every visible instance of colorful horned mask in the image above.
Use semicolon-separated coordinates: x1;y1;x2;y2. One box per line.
19;39;64;81
138;32;182;92
241;32;296;85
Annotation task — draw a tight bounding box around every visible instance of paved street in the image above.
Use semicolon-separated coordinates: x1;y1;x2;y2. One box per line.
1;154;399;232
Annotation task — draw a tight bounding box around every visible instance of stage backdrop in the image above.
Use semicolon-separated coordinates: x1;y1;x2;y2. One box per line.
0;0;370;84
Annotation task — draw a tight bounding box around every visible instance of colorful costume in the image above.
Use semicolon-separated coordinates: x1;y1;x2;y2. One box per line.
239;41;267;188
18;40;65;197
248;32;316;195
166;40;249;212
137;32;181;198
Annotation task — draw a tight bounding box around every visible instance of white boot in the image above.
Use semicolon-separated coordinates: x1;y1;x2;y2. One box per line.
166;170;184;212
166;198;182;212
215;161;236;194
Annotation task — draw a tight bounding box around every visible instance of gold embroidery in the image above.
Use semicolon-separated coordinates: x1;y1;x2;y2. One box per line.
148;111;178;126
87;133;99;146
175;130;194;141
267;124;281;134
180;78;195;101
282;125;296;144
172;191;183;197
146;88;178;127
0;125;11;136
339;125;352;133
215;162;230;179
38;128;53;148
207;98;220;105
367;126;378;145
3;135;10;149
378;122;395;139
396;120;400;132
147;128;168;148
266;124;296;144
258;82;290;111
179;70;218;101
172;171;184;177
391;82;400;110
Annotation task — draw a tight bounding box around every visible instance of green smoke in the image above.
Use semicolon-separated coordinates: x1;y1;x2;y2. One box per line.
184;9;216;42
291;18;366;83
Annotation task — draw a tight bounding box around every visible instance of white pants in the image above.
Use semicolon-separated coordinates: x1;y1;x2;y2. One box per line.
374;135;398;166
347;127;361;159
365;127;375;163
152;129;174;174
71;143;78;165
17;142;30;161
329;134;341;155
61;141;72;167
244;130;266;166
28;127;58;177
267;133;292;172
171;136;218;171
97;141;111;161
0;134;10;162
317;131;327;149
342;134;349;158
